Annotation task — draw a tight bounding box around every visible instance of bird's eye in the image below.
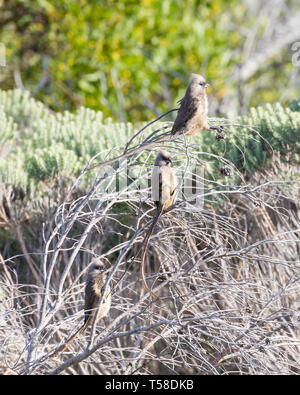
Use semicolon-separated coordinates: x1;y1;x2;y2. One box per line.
199;82;204;86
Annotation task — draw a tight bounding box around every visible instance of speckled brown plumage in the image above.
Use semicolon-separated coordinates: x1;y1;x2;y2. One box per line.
51;260;111;356
171;73;210;136
84;261;111;325
152;150;175;212
140;151;175;299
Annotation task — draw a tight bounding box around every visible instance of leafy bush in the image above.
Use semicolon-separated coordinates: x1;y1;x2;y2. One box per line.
0;0;252;119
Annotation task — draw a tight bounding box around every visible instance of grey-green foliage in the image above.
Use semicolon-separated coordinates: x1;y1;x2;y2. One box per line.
237;102;300;169
0;102;27;190
0;89;299;200
288;99;300;112
196;100;300;178
0;89;137;194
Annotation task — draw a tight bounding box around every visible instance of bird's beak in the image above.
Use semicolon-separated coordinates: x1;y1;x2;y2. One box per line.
166;158;172;164
205;83;210;88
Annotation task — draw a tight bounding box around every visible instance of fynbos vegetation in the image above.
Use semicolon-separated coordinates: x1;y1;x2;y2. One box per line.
0;89;299;375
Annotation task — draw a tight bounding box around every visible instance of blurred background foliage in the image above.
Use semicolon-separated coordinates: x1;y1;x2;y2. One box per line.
1;0;300;122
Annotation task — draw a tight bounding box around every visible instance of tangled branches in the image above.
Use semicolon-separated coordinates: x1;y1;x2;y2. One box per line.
0;112;299;375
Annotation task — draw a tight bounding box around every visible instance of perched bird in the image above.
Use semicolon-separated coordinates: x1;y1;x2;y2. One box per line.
140;150;175;298
83;260;111;327
52;259;111;356
171;73;210;136
151;150;175;213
